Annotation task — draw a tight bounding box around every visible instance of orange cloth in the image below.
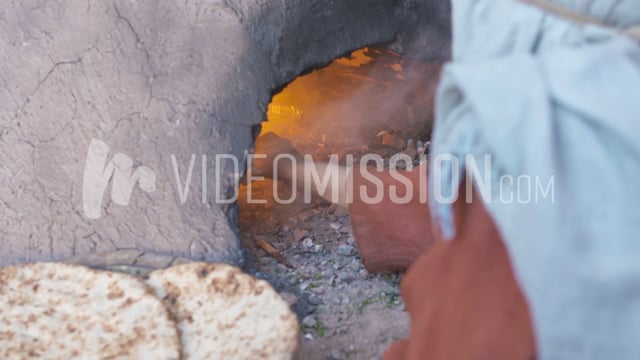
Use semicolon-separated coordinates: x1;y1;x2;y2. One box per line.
349;167;536;359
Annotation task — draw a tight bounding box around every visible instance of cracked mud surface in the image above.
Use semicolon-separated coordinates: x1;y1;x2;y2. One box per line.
1;0;447;265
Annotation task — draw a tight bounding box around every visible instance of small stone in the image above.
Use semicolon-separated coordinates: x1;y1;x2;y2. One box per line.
338;272;355;283
334;206;349;217
302;315;317;328
293;229;309;241
339;224;352;234
359;269;369;278
276;264;289;272
346;234;356;245
337;244;355;256
308;294;322;305
313;244;324;253
348;260;361;271
280;292;298;308
304;333;314;341
302;238;314;249
319;228;336;240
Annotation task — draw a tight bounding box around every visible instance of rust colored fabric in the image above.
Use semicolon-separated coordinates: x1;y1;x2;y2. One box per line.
349;169;536;359
349;165;433;273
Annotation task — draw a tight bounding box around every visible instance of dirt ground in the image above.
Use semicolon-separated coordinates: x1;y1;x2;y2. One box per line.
239;181;410;359
238;50;434;358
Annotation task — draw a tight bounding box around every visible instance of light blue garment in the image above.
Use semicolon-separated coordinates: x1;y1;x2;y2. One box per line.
429;0;640;358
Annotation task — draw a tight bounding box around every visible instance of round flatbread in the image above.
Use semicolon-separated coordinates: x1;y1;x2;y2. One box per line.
146;263;300;359
0;262;180;359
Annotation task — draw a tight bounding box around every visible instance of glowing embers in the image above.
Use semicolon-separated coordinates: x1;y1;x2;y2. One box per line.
239;46;440;241
260;46;437;162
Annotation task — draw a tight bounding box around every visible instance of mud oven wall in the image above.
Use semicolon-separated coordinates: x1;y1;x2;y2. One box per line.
0;0;450;266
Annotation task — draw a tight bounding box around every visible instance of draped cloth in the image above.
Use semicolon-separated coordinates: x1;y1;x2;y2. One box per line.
428;0;640;358
349;1;640;358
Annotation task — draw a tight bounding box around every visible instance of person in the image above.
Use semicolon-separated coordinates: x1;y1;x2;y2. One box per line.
254;0;640;358
253;131;536;359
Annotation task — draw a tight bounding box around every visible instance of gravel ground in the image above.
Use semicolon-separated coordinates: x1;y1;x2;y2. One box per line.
239;181;409;360
241;47;437;358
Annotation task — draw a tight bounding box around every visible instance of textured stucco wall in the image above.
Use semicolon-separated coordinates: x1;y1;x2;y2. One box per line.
0;0;449;266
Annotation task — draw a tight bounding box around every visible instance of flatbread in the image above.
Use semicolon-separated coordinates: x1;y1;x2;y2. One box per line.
0;262;180;359
146;263;300;359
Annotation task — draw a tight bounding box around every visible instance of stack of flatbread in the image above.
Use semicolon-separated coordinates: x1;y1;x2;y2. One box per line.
0;262;299;359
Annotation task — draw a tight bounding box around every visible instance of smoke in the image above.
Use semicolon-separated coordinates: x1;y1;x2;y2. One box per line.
263;47;441;155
